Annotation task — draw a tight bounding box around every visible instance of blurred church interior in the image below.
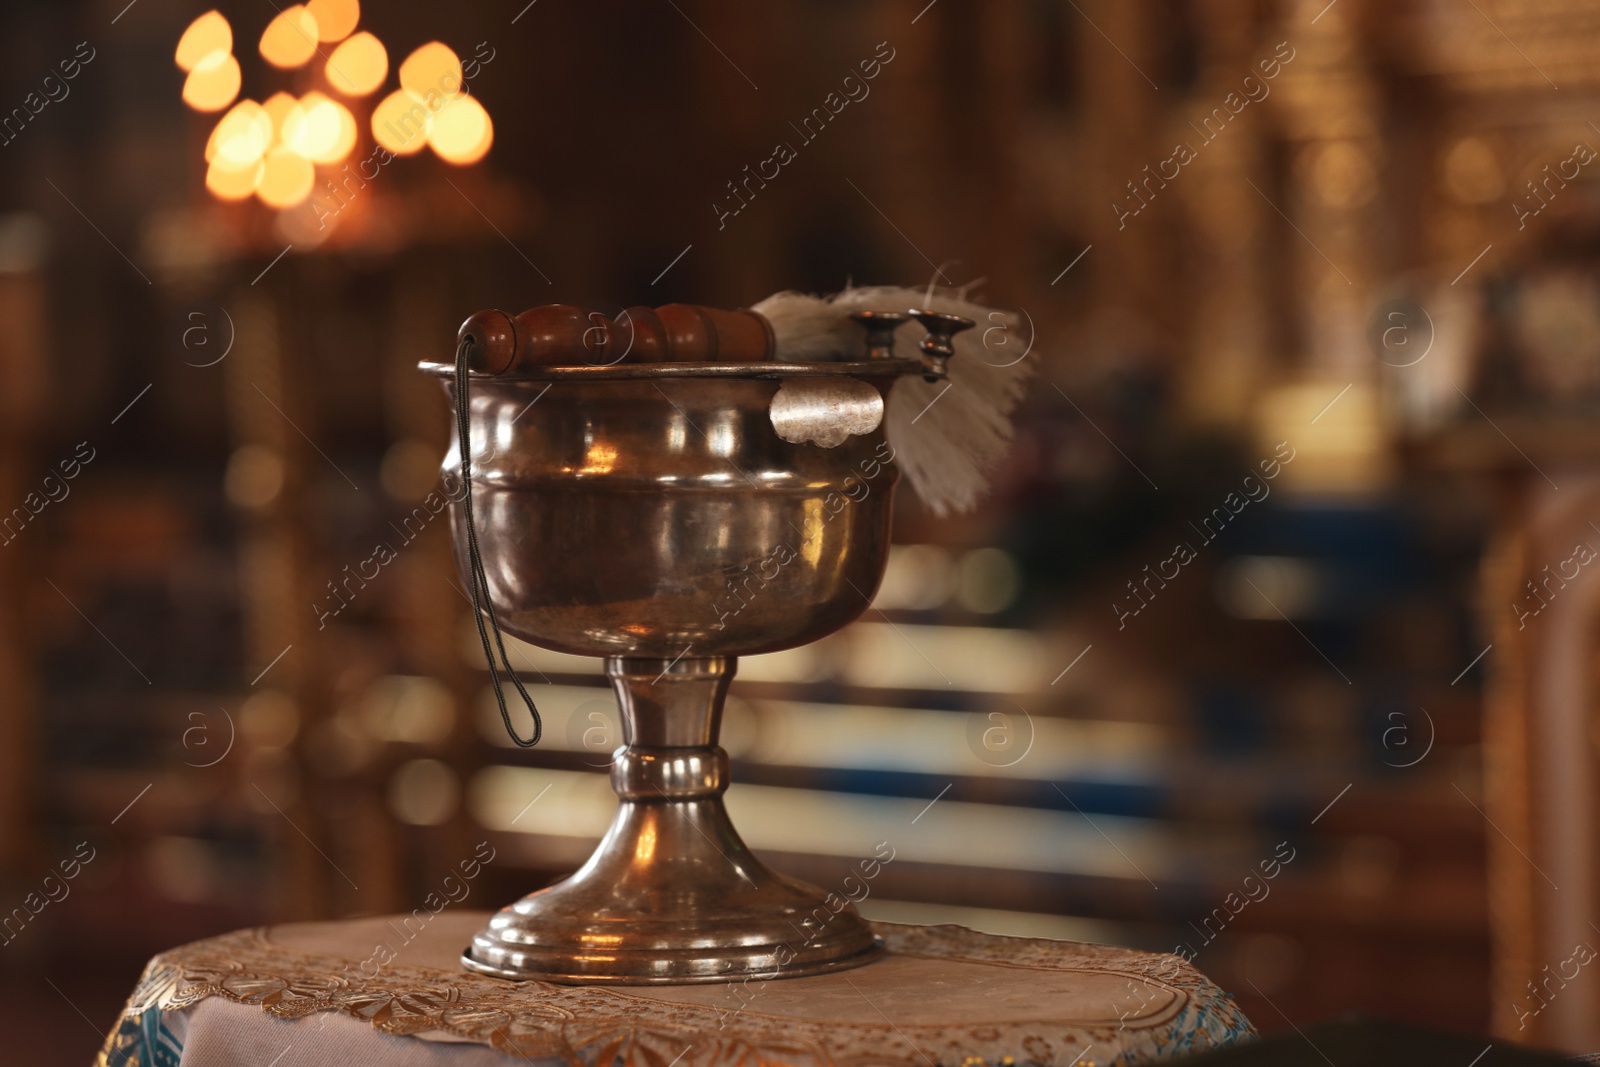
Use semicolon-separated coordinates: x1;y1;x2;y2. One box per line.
5;0;1600;1060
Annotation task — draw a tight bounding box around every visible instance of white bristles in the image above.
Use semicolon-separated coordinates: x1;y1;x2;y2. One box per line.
749;290;860;363
754;284;1033;516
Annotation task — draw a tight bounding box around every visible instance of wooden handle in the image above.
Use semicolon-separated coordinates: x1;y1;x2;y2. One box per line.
458;304;775;374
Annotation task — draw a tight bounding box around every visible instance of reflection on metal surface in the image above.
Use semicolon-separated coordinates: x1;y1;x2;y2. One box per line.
576;442;617;475
769;376;885;448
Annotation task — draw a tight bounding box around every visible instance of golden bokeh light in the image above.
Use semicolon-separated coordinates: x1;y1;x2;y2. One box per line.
281;92;345;162
184;13;492;207
398;42;463;101
428;95;492;166
206;156;263;200
257;146;316;208
182;50;241;111
262;92;298;137
205;100;273;168
325;31;387;97
305;0;360;43
175;11;232;72
371;89;431;155
327;99;358;162
259;6;320;69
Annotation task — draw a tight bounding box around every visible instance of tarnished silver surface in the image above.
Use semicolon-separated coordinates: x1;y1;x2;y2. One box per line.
422;360;922;984
768;376;885;448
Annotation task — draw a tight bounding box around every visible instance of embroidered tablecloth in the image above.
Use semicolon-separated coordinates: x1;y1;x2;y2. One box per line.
96;911;1254;1066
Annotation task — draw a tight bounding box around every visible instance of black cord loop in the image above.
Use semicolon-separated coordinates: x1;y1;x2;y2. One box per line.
455;335;542;747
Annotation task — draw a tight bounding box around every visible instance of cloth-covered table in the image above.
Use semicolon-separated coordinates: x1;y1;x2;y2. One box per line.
97;912;1254;1066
